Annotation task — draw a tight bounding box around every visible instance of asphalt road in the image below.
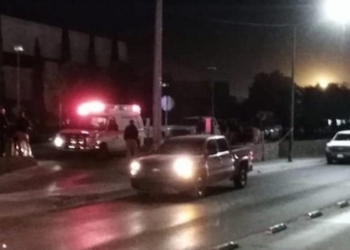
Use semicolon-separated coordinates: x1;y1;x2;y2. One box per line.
1;158;350;250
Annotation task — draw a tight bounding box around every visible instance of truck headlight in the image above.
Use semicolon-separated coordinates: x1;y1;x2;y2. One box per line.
173;157;194;179
54;136;64;147
130;161;141;176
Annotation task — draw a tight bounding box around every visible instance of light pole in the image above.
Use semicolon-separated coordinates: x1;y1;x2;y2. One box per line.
152;0;163;150
207;66;217;118
13;45;24;112
288;26;297;162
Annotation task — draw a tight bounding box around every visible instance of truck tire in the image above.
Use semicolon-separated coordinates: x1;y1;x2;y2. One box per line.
98;143;109;159
327;156;333;165
188;175;206;199
234;167;247;189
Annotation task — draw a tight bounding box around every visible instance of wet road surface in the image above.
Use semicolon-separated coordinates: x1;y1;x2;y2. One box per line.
1;159;350;249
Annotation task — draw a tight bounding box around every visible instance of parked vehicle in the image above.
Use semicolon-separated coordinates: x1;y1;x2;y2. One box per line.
325;130;350;164
53;101;145;155
145;116;221;139
130;135;253;198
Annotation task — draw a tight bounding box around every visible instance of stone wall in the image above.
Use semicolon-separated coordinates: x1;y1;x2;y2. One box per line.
251;142;279;161
279;139;328;158
248;139;328;162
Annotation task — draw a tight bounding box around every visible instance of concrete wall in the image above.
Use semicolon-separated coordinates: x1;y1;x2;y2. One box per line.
251;142;279;161
279;139;328;158
2;15;61;58
249;139;328;162
4;66;32;100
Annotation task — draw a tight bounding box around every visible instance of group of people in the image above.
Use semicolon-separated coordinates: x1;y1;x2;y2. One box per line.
0;106;32;157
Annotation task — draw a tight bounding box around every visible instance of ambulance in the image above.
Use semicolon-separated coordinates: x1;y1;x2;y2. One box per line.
53;101;145;154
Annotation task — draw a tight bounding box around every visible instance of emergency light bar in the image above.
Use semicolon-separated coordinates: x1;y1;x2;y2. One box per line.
77;102;141;116
77;101;106;116
105;104;141;113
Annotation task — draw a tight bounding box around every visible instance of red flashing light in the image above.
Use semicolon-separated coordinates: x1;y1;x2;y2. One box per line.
77;104;90;116
132;105;141;113
77;101;105;116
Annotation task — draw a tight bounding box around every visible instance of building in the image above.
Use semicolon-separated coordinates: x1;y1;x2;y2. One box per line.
0;15;128;118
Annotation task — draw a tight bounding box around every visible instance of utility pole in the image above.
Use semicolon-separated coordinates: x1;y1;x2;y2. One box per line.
152;0;163;150
288;26;297;162
207;66;217;118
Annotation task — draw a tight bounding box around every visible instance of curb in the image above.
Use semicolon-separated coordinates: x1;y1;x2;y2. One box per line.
307;210;323;219
266;223;287;234
213;242;239;250
338;200;349;208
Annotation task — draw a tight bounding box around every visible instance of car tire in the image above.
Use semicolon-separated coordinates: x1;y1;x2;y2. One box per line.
98;143;109;159
327;157;333;165
188;175;206;199
234;167;247;189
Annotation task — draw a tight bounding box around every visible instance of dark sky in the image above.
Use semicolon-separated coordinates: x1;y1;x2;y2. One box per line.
0;0;348;97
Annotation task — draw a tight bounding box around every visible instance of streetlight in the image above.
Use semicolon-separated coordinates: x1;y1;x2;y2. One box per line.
152;0;163;150
288;26;297;162
324;0;350;25
13;45;24;111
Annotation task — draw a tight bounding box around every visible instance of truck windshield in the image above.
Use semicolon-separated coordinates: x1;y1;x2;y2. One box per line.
157;139;204;155
64;116;108;131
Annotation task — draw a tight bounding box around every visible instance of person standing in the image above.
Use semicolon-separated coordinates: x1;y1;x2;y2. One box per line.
124;120;139;160
15;111;32;156
0;107;8;157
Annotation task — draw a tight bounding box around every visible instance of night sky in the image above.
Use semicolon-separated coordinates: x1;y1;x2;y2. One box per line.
0;0;348;98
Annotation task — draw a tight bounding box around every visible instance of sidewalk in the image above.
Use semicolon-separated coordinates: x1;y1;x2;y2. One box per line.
0;158;133;218
251;157;325;175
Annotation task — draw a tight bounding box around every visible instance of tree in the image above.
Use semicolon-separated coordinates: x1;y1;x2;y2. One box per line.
247;70;301;127
299;86;325;130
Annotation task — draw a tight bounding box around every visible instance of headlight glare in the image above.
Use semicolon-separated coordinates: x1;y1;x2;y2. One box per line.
130;161;141;176
173;157;194;179
54;136;64;147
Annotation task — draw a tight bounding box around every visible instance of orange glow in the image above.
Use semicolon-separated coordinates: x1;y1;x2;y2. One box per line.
319;79;329;89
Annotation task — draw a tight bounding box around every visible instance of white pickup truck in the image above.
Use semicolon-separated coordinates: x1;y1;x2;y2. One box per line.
145;116;221;139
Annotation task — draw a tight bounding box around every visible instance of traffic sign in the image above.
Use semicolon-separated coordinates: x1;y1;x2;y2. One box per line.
161;96;174;111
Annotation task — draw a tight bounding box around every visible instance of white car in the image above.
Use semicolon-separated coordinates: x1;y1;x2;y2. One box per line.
325;130;350;164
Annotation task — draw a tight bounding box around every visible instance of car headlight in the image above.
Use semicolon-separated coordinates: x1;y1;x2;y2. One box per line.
130;161;141;176
54;136;64;147
173;157;194;179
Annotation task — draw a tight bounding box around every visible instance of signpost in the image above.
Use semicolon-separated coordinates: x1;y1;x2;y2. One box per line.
161;96;174;126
